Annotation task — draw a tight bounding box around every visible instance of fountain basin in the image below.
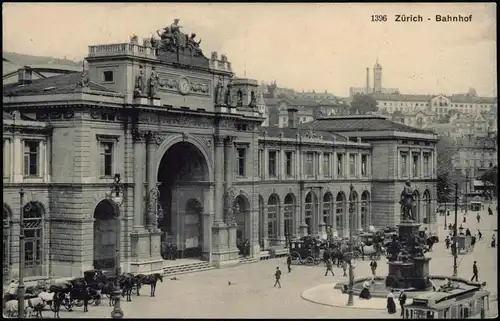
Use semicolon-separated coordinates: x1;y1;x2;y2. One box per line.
333;275;484;298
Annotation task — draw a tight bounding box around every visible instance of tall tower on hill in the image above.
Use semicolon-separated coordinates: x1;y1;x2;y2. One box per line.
373;58;382;94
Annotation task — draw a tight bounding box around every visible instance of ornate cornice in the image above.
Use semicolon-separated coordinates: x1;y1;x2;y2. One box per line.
214;135;225;147
132;129;147;142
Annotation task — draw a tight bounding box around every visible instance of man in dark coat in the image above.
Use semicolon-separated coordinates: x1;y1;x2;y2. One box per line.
471;261;479;282
324;259;334;276
286;255;292;273
274;267;282;288
399;290;407;317
370;259;377;277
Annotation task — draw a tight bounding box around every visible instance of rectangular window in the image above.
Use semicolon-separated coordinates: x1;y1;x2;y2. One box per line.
400;152;408;177
305;152;314;176
268;150;277;177
23;141;39;176
361;154;368;177
236;148;246;177
423;153;430;176
323;153;330;177
349;154;356;176
337;153;344;177
412;153;419;177
103;70;114;82
100;142;113;177
285;151;293;177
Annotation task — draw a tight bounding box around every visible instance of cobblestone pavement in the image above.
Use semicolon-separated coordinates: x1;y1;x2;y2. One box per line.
45;209;498;318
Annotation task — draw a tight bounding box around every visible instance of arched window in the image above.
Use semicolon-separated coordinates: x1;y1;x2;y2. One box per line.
305;192;315;235
3;204;11;280
423;190;431;224
258;195;265;249
350;191;359;230
284;194;295;238
361;191;370;230
323;193;333;226
267;194;279;240
23;202;44;276
336;192;346;236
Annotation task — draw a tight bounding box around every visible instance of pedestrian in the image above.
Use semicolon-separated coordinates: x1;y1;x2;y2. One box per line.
488;206;493;216
478;230;482;240
463;215;466;223
477;213;481;223
491;235;496;248
83;287;90;312
286;254;292;273
471;261;479;282
370;259;377;277
324;259;334;276
273;266;282;288
447;210;450;217
342;260;348;277
399;289;407;317
387;289;397;314
465;228;471;236
53;292;61;318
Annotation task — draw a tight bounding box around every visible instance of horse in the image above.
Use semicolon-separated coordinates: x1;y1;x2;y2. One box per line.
4;297;46;318
119;274;135;302
426;236;439;251
357;244;383;260
330;248;344;267
135;273;163;297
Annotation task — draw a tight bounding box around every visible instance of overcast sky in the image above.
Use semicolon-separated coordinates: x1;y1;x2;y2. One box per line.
3;3;497;97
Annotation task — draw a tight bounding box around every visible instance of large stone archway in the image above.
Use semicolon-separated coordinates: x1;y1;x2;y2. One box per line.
157;141;211;260
93;199;119;270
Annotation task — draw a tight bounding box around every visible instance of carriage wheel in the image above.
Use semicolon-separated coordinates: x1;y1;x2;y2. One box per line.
304;256;315;266
94;298;101;306
74;299;84;307
290;252;301;265
64;302;73;312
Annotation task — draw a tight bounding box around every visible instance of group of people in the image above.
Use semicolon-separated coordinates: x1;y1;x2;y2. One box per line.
386;288;407;315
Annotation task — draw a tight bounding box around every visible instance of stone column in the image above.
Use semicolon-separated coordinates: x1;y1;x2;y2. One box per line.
224;136;235;223
132;130;146;230
420;149;424;179
331;201;337;237
214;136;225;223
146;131;157;231
318;187;326;239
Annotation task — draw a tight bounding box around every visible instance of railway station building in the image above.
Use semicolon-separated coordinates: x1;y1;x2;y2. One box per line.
2;24;438;279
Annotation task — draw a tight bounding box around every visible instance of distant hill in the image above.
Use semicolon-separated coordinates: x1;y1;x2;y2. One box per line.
3;52;83;84
3;52;82;69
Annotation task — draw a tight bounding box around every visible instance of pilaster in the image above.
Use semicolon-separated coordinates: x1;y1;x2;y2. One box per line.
146;131;157;231
132;129;146;231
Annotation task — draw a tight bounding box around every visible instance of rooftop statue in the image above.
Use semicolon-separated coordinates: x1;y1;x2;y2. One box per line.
152;19;203;57
400;181;416;221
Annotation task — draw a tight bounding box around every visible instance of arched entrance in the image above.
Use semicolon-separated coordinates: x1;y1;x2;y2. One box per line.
284;193;296;239
258;195;265;249
323;192;333;227
413;190;421;222
23;201;44;277
423;190;431;224
183;199;203;257
305;191;318;236
361;191;370;230
351;191;359;230
3;203;12;280
234;194;250;245
336;192;346;237
93;199;119;270
157;141;210;259
267;194;279;244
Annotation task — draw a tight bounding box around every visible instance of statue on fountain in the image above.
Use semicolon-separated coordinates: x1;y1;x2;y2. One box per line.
400;181;416;221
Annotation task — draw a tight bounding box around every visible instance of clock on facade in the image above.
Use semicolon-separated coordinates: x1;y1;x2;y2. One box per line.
178;77;191;95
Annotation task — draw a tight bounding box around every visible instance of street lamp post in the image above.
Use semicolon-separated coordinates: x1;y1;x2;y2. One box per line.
17;188;26;318
347;184;355;306
444;186;448;227
453;182;458;277
109;174;124;319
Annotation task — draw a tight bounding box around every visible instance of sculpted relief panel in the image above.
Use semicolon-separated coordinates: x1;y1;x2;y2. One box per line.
156;72;211;97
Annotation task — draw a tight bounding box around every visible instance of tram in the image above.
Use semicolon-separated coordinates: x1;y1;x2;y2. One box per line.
403;285;491;319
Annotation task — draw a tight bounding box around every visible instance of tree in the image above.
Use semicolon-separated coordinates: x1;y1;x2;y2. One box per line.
350;94;378;115
479;166;498;198
436;136;464;202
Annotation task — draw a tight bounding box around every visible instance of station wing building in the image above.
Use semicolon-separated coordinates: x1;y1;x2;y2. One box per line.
2;23;438;280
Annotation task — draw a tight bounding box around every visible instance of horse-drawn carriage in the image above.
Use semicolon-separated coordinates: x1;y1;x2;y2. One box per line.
289;237;323;265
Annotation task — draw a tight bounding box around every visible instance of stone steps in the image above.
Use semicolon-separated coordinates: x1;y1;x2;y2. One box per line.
238;256;259;264
162;261;215;277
